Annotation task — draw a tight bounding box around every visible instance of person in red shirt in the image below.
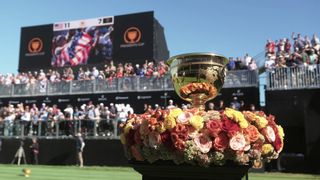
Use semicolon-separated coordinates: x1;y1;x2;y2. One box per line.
285;38;291;54
266;39;275;55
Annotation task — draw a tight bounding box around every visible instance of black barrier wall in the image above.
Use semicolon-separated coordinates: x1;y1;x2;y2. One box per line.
0;87;260;114
0;138;128;166
266;89;320;173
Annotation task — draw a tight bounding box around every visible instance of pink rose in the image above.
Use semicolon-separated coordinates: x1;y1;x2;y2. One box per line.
262;126;276;143
229;133;246;151
206;120;222;137
177;112;193;124
194;133;212;153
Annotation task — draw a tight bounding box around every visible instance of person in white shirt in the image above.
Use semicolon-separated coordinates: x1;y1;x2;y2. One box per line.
21;106;31;135
248;59;258;71
265;57;276;72
244;53;252;67
64;105;74;120
166;99;176;109
92;67;99;78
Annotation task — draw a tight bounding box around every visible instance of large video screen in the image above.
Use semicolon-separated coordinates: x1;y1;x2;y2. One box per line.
52;17;113;67
18;11;155;72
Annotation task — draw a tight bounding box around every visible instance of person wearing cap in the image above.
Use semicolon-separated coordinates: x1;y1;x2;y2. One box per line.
75;133;85;167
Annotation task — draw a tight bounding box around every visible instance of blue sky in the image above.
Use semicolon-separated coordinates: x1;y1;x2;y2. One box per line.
0;0;319;73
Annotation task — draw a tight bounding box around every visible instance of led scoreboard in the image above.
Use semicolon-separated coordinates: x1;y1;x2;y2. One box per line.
18;11;168;72
53;16;114;31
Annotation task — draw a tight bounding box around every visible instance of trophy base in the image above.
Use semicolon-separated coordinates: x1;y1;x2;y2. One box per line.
130;160;250;180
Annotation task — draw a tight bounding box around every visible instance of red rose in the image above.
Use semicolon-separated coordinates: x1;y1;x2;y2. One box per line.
266;114;277;127
130;145;144;161
172;124;188;134
171;132;179;142
160;130;174;149
243;125;260;143
206;120;222;137
222;117;240;137
187;125;196;133
274;135;283;152
171;124;189;141
148;118;158;125
153;110;163;120
213;133;229;151
252;137;264;151
126;129;136;146
134;130;142;145
174;139;186;151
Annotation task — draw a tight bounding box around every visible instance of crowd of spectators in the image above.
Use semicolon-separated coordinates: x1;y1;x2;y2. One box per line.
226;53;258;71
0;102;133;137
0;60;169;86
0;97;258;138
265;32;320;71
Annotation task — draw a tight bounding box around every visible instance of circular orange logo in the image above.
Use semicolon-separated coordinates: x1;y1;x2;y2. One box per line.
28;38;43;53
124;27;141;44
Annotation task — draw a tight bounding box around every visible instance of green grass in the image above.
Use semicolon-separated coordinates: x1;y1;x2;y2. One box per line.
0;164;319;180
0;164;141;180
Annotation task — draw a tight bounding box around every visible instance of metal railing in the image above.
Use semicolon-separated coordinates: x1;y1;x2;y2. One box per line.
266;64;320;90
0;118;119;139
0;70;259;98
224;70;259;88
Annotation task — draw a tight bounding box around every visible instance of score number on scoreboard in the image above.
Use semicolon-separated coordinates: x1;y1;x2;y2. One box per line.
53;16;114;31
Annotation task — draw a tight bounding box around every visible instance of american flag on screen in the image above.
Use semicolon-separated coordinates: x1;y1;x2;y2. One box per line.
54;23;64;31
56;31;93;66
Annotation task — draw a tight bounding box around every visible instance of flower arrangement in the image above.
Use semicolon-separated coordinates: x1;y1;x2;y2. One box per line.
120;107;284;167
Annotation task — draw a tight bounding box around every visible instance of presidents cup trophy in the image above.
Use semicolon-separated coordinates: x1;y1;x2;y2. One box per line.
167;53;228;110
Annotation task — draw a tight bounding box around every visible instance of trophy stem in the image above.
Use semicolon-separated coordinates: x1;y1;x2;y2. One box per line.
190;94;206;111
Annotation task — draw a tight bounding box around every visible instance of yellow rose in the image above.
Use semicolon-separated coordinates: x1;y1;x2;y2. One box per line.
225;108;234;119
156;122;166;133
262;144;274;155
225;108;248;128
164;115;176;130
124;123;133;135
189;115;204;131
120;134;126;144
169;108;183;118
235;112;248;128
255;116;268;129
277;125;285;138
239;120;249;129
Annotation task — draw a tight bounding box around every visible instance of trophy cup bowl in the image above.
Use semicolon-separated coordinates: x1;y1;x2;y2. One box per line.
167;53;228;110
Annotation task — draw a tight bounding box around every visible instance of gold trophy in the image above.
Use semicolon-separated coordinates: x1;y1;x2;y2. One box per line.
167;53;228;110
22;168;31;177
